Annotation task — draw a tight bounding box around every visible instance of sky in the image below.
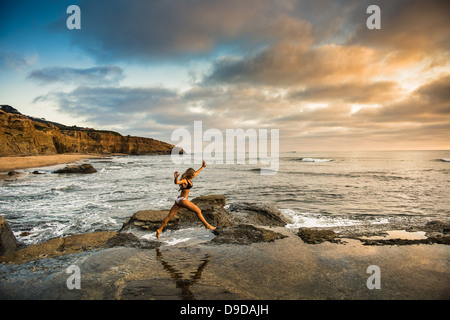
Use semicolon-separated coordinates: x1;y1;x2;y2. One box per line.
1;0;449;151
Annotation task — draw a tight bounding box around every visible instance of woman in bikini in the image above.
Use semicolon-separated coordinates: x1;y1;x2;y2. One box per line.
156;160;216;239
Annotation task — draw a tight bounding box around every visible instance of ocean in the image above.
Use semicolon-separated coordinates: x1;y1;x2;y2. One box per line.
1;150;449;246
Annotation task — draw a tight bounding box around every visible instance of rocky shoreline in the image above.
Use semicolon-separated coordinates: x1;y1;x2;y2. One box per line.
1;194;449;299
0;195;296;264
1;193;449;263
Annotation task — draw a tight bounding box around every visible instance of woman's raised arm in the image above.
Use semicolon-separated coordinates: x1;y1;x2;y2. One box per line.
192;161;207;178
174;171;185;185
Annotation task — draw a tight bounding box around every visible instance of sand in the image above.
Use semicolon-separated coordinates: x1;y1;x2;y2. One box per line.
0;154;105;173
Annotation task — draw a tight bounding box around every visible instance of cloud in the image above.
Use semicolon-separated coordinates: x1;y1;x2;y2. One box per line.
34;72;450;150
287;81;402;104
27;65;125;85
35;85;178;116
63;0;301;62
415;74;450;105
354;74;450;123
34;84;211;139
0;50;33;70
32;0;449;150
349;0;450;52
203;41;390;88
200;0;450;89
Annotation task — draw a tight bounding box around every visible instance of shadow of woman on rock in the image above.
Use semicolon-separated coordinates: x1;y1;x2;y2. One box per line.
156;248;210;300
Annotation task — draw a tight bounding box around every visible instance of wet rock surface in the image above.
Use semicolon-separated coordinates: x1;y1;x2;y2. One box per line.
297;228;341;244
121;210;176;232
358;236;450;246
54;163;97;174
178;195;234;227
2;195;294;265
0;215;18;256
296;220;450;246
227;201;292;227
1;195;449;300
211;224;287;245
0;230;159;264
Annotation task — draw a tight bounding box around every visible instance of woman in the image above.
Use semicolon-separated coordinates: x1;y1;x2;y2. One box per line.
156;160;216;239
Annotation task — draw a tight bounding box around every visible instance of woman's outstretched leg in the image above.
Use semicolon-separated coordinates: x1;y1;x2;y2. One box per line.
179;200;216;230
156;202;180;239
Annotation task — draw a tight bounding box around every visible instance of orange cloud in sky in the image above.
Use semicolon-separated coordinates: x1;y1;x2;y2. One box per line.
13;0;450;151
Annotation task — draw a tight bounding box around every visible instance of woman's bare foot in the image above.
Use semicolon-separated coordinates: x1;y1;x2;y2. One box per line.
156;229;162;239
206;225;216;230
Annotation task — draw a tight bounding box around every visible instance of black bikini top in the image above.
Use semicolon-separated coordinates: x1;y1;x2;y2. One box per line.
180;180;193;190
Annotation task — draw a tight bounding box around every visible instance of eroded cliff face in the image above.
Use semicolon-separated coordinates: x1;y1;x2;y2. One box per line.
0;106;176;156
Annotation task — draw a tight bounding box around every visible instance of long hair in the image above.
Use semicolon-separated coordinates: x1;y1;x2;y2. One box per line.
181;168;195;180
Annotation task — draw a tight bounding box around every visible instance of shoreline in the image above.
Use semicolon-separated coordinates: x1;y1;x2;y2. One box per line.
1;195;449;300
1;227;449;300
0;153;111;173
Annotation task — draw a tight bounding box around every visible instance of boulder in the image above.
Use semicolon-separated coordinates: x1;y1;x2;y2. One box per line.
0;215;18;256
122;195;234;231
188;194;226;207
121;210;178;231
422;220;450;233
211;224;287;245
358;236;450;246
54;163;97;174
177;195;234;227
297;228;340;244
0;231;157;264
227;201;292;227
121;195;294;233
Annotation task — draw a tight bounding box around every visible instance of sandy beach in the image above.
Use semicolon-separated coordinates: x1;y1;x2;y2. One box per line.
0;154;106;173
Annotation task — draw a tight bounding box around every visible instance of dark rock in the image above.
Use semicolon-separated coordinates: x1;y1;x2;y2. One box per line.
7;171;19;176
179;206;235;228
54;163;97;174
120;210;178;231
122;195;234;231
32;170;43;174
190;194;226;207
0;231;117;263
0;231;158;264
104;232;159;249
178;195;234;227
227;201;292;227
359;236;450;246
423;220;450;234
210;224;287;245
0;215;18;256
431;236;450;245
297;228;340;244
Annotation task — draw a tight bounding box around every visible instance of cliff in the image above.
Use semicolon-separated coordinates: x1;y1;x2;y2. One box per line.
0;105;177;156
